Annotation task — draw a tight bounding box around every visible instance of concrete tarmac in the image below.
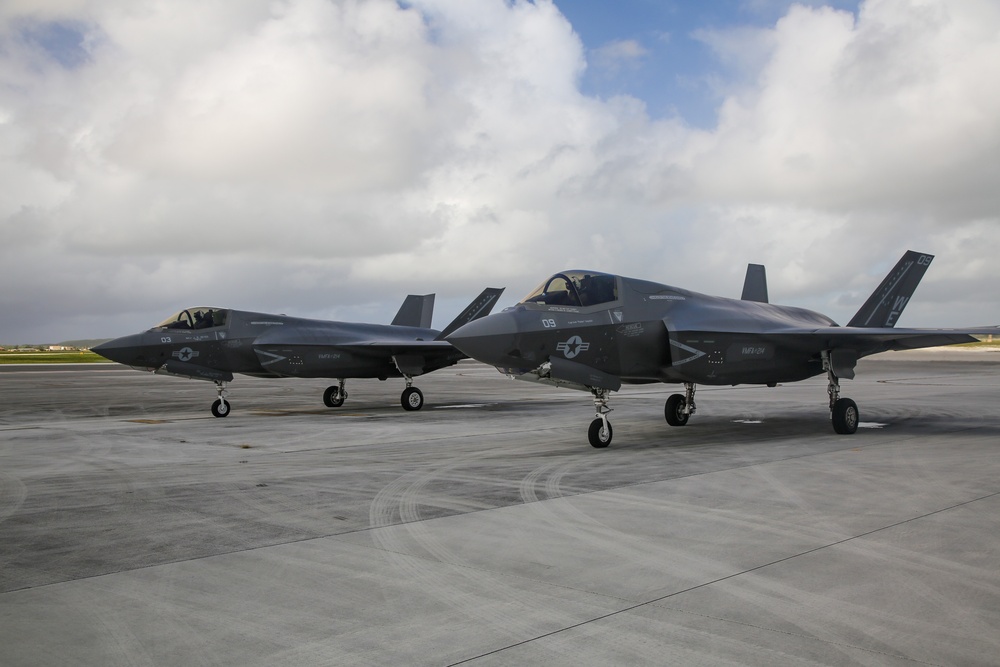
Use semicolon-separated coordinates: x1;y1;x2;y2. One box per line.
1;352;999;666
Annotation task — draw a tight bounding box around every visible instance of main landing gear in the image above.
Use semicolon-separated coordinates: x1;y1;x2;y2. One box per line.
824;351;859;434
401;380;424;411
321;377;425;411
324;379;347;407
587;381;699;448
665;383;697;427
581;362;860;447
211;380;230;418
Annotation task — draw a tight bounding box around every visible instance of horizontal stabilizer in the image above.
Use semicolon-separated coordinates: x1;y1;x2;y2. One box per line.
437;288;505;340
848;251;933;328
741;264;768;303
392;294;435;328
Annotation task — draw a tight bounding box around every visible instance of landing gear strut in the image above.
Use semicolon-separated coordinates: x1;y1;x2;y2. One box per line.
823;351;859;434
324;379;347;407
588;387;613;448
211;380;230;418
401;375;424;411
665;382;697;426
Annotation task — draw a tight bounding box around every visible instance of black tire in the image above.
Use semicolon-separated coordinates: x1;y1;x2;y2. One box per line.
588;418;612;448
323;386;345;408
211;399;230;418
832;397;859;434
401;387;424;411
664;394;689;426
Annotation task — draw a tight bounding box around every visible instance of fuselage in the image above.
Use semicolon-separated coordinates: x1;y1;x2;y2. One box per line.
447;271;840;387
94;307;457;380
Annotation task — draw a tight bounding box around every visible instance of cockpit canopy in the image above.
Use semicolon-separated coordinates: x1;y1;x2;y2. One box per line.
154;307;229;331
520;271;619;308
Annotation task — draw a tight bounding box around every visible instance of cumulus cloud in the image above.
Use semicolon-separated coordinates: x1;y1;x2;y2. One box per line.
1;0;999;342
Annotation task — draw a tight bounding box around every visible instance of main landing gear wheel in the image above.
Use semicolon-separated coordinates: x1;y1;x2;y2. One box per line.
665;383;697;427
832;397;859;434
823;350;858;435
588;418;613;448
211;399;231;418
664;394;689;426
401;386;424;411
323;385;346;408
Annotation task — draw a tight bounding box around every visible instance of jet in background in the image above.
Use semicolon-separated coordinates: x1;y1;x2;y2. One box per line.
95;288;503;416
447;251;998;448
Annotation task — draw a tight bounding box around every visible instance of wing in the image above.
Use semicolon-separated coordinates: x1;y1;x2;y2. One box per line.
337;340;460;376
756;325;999;379
336;339;455;355
758;326;997;353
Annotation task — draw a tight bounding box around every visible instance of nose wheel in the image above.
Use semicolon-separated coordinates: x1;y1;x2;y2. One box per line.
587;388;613;448
211;381;230;418
588;417;612;448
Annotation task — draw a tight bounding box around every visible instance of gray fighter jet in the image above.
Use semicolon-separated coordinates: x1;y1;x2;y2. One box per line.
94;288;503;416
447;251;998;448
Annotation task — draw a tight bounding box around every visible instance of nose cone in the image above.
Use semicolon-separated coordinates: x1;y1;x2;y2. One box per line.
446;311;519;367
92;333;154;368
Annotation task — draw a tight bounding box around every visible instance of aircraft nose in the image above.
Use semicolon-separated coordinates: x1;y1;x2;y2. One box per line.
92;333;151;367
446;311;518;367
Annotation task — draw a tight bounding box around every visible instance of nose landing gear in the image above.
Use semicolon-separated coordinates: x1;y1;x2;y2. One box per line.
211;381;230;418
588;388;613;448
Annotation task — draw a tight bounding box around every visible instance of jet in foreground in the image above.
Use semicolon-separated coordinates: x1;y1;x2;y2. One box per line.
95;288;503;416
447;252;998;448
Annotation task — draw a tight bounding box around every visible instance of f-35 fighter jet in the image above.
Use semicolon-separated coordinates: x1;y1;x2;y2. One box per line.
94;288;503;417
447;251;998;448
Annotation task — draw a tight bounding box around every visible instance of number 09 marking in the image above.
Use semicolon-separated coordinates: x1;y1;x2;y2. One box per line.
542;318;557;329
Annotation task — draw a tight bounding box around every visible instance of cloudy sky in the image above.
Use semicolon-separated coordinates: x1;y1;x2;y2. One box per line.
2;0;999;344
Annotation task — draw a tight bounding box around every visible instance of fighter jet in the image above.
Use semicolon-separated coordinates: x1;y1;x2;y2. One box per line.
447;251;998;448
94;288;504;416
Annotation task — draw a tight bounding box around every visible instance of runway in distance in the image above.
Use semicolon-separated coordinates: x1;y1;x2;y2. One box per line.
447;251;999;448
94;288;503;416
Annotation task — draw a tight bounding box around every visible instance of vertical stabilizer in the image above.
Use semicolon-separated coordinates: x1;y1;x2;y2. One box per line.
741;264;769;303
391;294;435;329
437;288;505;339
847;251;934;328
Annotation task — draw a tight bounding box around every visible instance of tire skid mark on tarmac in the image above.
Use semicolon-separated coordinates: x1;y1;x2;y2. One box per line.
367;450;609;639
0;470;28;524
523;466;744;595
